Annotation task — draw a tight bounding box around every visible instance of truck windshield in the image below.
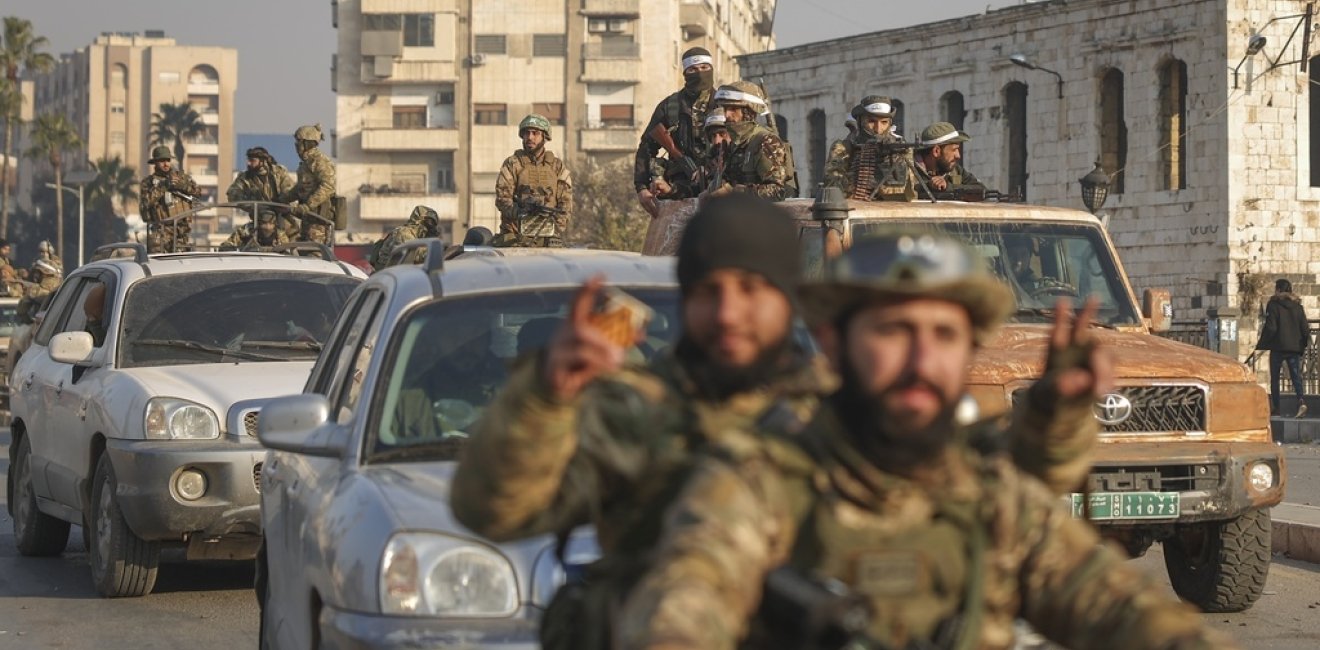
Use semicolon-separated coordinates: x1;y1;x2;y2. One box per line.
367;287;681;463
852;220;1141;326
118;271;359;368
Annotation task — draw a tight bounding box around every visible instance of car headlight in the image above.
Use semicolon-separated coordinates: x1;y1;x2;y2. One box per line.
380;533;518;617
144;397;220;440
1248;462;1276;494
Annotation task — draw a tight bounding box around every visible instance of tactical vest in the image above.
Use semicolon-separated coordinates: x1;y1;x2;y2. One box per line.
848;139;916;202
515;155;562;238
729;131;798;199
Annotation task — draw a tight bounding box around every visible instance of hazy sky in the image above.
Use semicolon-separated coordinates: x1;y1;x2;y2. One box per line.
7;0;1013;134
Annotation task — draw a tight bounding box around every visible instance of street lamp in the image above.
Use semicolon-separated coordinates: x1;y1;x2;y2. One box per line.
1079;161;1111;215
1231;34;1269;89
46;168;97;268
1009;53;1064;98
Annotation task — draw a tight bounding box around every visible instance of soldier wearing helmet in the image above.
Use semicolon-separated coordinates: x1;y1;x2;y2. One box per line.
493;114;572;248
635;47;719;215
700;81;794;202
823;95;917;202
219;209;291;252
139;145;202;253
279;124;337;246
26;259;61;299
227;146;297;235
914;121;983;198
368;205;444;271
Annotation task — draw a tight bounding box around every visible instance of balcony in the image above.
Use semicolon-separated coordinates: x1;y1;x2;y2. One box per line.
198;110;220;126
360;59;458;84
579;128;636;152
680;2;712;38
184;142;219;156
187;81;220;95
359;193;459;222
361;30;403;57
581;42;641;83
192;173;219;187
361;124;459;151
581;0;640;17
361;0;456;13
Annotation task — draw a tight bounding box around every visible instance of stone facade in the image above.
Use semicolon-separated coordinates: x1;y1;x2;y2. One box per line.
741;0;1320;354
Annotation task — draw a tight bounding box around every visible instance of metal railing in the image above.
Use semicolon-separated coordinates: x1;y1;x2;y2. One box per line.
1255;319;1320;396
1158;319;1210;350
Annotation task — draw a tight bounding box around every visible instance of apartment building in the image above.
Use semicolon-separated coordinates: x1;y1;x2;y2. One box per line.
333;0;775;237
30;32;237;236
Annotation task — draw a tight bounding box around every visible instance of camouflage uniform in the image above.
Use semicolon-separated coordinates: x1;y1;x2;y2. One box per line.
823;97;916;202
140;168;201;254
281;126;337;246
0;256;22;297
24;262;60;300
218;221;290;252
368;205;441;271
708;82;794;201
914;158;983;196
913;122;984;199
634;47;716;200
494;147;572;248
226;157;297;235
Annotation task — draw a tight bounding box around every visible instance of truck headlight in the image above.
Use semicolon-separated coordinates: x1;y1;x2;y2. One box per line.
1248;462;1276;494
380;533;518;617
145;398;220;440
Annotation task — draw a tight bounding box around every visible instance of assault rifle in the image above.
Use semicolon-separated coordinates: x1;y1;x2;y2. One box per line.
760;567;892;650
923;185;1021;203
649;123;702;184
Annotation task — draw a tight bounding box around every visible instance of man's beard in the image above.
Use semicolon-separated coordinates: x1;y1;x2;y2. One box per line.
674;333;795;401
831;352;957;472
523;142;543;155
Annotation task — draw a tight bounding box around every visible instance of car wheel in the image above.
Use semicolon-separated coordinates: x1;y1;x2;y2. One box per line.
1163;508;1271;613
11;436;71;556
89;454;160;597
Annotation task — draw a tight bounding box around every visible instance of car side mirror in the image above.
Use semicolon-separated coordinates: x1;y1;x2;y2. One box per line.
1143;288;1173;333
50;331;95;365
257;393;343;457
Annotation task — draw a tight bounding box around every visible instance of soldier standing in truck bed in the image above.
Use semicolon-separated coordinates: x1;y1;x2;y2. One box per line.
699;81;794;202
823;96;916;202
635;47;717;215
139;145;201;253
280;124;336;246
494;115;572;248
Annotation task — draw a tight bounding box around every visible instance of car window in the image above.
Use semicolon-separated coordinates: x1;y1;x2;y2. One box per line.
117;271;360;368
0;301;20;339
328;291;385;424
60;278;110;347
34;275;87;346
365;287;680;463
307;287;372;396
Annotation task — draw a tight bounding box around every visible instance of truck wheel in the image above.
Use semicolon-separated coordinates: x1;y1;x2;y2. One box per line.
12;436;71;556
89;454;160;597
1163;508;1271;613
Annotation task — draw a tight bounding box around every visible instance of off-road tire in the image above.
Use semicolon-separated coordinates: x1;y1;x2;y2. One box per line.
1163;508;1271;613
89;454;160;597
11;436;70;556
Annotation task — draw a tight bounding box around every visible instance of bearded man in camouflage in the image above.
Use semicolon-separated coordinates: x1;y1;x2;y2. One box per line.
219;210;290;252
699;82;795;202
823;96;916;201
279;124;336;245
618;232;1235;650
140;145;201;253
493;114;572;248
227;146;297;236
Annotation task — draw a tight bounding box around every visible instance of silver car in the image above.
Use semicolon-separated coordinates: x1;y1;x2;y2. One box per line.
256;243;682;649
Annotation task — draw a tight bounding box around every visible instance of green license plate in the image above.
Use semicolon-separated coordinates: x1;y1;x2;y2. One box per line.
1069;492;1180;520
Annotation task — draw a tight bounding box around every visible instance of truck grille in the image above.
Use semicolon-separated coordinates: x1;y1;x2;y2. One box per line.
243;411;260;437
1086;464;1221;493
1013;384;1206;434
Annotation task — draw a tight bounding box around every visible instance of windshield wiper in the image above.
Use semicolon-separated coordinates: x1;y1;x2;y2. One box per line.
238;340;323;352
132;338;286;362
1012;308;1118;329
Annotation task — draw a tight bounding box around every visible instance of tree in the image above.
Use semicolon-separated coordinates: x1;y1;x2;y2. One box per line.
0;17;55;239
25;112;81;262
0;80;21;238
87;156;136;243
569;157;649;252
150;102;205;169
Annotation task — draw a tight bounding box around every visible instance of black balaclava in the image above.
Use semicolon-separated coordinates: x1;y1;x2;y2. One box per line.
682;47;715;96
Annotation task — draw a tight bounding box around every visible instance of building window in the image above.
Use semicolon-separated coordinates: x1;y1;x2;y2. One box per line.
1311;56;1320;186
808;109;827;189
599;104;633;127
1004;82;1028;201
110;103;125;114
533;34;567;57
774;115;789;144
475;103;508;125
940;91;965;131
403;14;434;47
534;103;566;125
158;71;180;84
393;105;426;128
475;35;507;55
436;152;455;192
890;99;905;138
1100;68;1127;194
391;172;427;194
1159;59;1188;191
587;18;631;33
363;14;402;30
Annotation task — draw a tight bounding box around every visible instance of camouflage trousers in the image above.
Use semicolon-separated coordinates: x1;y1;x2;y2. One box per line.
147;221;193;253
493;233;564;248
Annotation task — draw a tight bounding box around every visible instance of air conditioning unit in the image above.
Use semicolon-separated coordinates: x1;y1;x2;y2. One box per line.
468;53;487;66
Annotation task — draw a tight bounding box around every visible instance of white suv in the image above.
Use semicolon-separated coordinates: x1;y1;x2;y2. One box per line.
6;243;364;597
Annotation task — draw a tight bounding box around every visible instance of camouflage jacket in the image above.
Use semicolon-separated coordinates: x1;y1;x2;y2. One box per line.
634;88;713;196
914;158;983;194
369;222;431;271
281;148;336;214
226;164;295;204
494;149;572;237
716;124;793;201
139;170;201;224
218;223;290;252
618;402;1236;650
0;258;20;297
823;133;916;201
25;274;59;300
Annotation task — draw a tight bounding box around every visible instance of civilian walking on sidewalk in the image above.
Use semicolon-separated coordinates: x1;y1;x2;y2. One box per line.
1257;278;1311;417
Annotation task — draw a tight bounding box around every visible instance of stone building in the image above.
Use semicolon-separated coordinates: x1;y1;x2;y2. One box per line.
741;0;1320;352
333;0;775;237
28;32;238;237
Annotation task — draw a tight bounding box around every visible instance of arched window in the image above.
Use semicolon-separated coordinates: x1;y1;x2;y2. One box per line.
110;63;128;88
940;91;966;130
1100;68;1127;194
1004;82;1029;200
188;64;219;85
1310;55;1320;187
774;115;788;144
808;109;827;189
1159;59;1188;190
890;99;906;138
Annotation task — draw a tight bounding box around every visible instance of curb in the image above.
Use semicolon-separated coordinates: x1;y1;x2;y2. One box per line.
1272;518;1320;564
1270;416;1320;443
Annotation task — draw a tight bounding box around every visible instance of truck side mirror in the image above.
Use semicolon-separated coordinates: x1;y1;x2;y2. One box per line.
1143;288;1173;332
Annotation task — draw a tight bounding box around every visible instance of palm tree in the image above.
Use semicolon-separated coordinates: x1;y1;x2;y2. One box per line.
87;156;137;244
0;81;21;239
0;17;56;238
150;102;205;170
25;112;81;261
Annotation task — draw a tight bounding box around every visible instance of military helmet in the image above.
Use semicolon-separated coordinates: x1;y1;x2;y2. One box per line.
800;231;1014;344
149;145;173;162
256;210;279;224
851;96;896;120
713;81;767;112
37;240;54;254
294;124;324;143
518;114;552;141
408;204;440;227
702;113;728;134
918;122;970;149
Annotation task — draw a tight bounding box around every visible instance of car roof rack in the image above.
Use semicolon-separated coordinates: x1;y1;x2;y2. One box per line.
92;242;149;264
273;242;338;262
388;238;455;294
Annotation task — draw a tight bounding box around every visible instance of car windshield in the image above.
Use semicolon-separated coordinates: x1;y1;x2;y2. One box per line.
0;301;19;339
118;271;359;368
367;287;680;463
852;220;1141;326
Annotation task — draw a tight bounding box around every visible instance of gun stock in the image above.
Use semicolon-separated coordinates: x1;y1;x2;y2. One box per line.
649;123;700;180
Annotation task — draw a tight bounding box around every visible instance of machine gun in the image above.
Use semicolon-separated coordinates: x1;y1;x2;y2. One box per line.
923;185;1022;203
759;567;891;650
649;123;702;186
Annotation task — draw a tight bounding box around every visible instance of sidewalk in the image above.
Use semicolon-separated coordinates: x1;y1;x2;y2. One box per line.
1270;414;1320;443
1273;502;1320;564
